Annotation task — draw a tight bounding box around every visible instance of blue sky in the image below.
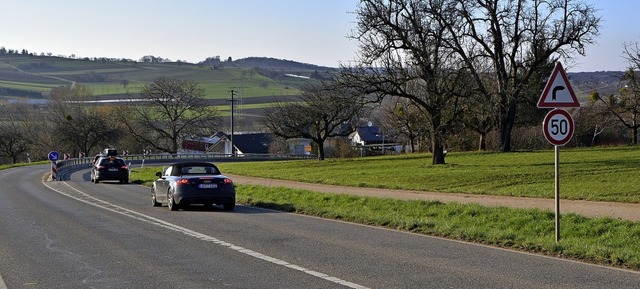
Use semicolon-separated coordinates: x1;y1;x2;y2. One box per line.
0;0;637;72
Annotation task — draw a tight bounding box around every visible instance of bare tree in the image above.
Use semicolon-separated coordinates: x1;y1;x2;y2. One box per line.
47;84;120;155
446;0;600;152
0;104;32;163
57;109;121;155
576;93;614;146
593;70;640;145
263;81;367;160
377;97;429;153
121;76;219;154
342;0;470;164
462;94;497;151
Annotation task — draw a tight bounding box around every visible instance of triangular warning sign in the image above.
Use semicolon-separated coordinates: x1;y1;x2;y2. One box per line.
537;62;580;108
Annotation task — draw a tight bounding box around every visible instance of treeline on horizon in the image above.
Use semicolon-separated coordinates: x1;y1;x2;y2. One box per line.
0;45;331;70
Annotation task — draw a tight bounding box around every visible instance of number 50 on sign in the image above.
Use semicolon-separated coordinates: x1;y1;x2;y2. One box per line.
542;109;574;146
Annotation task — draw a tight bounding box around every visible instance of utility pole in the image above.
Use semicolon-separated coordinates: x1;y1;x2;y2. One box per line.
228;89;239;156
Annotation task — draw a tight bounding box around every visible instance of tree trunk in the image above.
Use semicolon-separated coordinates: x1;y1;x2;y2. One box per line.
316;141;325;160
499;99;517;152
410;138;416;153
478;132;486;151
431;133;446;165
633;126;638;145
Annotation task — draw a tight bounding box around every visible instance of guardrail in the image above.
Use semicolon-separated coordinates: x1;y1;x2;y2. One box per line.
54;153;315;181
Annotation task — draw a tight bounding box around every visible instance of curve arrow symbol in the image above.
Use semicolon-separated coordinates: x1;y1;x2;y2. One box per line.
552;85;565;101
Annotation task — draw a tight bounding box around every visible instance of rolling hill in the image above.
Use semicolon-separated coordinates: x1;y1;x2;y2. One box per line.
0;54;334;103
0;53;625;102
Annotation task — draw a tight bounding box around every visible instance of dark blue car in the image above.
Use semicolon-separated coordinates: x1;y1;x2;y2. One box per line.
151;162;236;211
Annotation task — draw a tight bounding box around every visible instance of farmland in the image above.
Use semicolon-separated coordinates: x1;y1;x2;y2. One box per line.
0;54;325;105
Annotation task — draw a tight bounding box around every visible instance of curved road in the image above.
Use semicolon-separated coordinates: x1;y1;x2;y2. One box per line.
0;164;638;288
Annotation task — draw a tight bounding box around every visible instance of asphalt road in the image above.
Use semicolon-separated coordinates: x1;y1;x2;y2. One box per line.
0;164;639;289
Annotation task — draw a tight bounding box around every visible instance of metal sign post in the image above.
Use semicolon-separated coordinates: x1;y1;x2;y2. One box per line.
554;145;560;242
48;151;60;181
538;62;580;242
543;110;573;242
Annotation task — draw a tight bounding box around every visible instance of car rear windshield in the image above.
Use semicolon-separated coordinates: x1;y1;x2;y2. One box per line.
180;166;220;175
100;158;125;166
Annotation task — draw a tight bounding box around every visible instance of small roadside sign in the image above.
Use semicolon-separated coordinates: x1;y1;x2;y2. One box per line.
542;109;574;146
48;151;60;162
537;62;580;108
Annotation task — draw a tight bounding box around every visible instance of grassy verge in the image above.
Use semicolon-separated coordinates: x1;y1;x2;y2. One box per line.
236;185;640;270
128;159;640;270
0;161;47;170
217;146;640;203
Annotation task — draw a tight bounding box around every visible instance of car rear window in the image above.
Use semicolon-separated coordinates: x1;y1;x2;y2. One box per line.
180;166;220;175
100;158;125;166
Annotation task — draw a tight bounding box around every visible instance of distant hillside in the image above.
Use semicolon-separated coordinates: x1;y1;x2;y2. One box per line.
568;71;624;96
198;56;335;81
232;57;330;70
0;54;320;102
0;52;627;103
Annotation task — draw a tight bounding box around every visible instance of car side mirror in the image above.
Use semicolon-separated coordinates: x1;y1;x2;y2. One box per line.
155;172;162;177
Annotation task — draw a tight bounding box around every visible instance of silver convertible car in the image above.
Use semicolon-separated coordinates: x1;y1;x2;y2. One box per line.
151;162;236;211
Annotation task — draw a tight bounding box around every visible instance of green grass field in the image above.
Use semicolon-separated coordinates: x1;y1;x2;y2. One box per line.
0;55;305;100
216;146;640;203
126;146;640;269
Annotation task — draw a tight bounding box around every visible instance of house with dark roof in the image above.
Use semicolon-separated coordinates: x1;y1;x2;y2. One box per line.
181;132;270;155
349;125;401;154
180;132;312;156
181;132;230;154
232;133;271;154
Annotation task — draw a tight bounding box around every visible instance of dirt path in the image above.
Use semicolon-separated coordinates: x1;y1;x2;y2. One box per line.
228;174;640;221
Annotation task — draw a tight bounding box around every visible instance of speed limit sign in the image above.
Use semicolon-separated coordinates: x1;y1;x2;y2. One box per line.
543;109;574;146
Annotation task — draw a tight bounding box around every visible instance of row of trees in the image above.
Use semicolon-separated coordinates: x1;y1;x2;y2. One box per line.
0;77;221;164
341;0;600;164
262;0;638;163
0;45;185;63
263;0;601;164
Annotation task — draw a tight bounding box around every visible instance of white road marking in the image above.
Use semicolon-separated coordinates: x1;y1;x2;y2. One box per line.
42;177;369;289
0;273;7;289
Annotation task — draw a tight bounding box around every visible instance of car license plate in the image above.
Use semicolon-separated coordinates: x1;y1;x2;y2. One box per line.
108;168;118;172
199;183;217;189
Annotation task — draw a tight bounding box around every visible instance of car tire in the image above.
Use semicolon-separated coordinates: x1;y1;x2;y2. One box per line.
222;201;235;211
168;191;179;211
152;194;161;207
94;177;99;183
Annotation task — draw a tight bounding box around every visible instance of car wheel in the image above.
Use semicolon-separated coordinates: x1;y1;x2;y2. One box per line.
168;190;179;211
152;194;161;207
94;177;99;183
222;201;235;211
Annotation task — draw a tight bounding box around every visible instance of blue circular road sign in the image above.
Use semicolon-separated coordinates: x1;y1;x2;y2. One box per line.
48;151;60;162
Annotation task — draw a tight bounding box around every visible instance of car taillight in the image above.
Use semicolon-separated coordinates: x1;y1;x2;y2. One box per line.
96;165;105;170
224;178;233;185
176;178;190;185
121;165;128;169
